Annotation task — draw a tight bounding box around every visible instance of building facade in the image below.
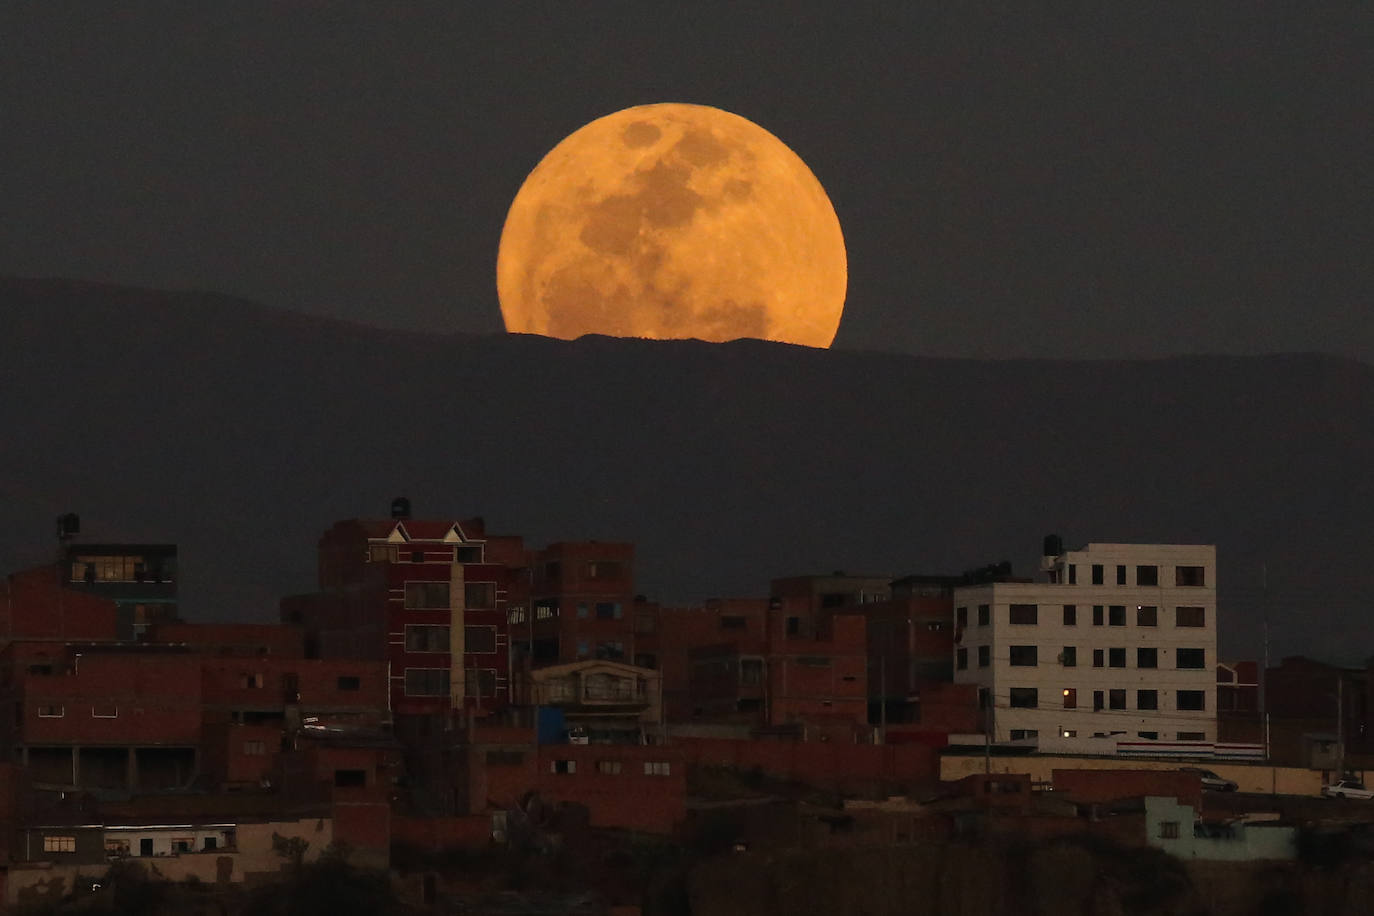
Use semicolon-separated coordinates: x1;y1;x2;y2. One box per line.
953;542;1218;749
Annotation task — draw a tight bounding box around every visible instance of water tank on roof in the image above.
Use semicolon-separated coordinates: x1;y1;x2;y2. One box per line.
391;497;411;519
56;513;80;541
1042;534;1063;558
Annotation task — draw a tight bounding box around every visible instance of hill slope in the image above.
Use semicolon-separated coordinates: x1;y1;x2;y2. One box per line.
2;276;1372;662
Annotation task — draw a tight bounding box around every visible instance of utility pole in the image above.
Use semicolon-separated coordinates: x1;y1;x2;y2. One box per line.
1337;675;1345;778
1262;563;1271;761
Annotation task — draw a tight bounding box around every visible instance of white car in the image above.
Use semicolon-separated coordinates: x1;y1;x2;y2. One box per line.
1321;779;1374;800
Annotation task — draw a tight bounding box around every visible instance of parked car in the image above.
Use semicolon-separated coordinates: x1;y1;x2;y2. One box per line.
1180;766;1239;792
1321;779;1374;800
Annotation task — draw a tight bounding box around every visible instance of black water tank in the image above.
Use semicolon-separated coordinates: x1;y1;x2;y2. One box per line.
1042;534;1063;557
391;497;411;520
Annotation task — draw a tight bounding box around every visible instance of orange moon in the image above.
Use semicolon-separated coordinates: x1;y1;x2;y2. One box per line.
496;103;846;347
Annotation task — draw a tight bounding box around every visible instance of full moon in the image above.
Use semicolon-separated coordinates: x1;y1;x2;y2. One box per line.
496;103;846;348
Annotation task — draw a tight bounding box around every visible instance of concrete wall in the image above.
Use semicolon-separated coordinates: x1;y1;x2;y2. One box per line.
941;752;1329;796
1146;796;1296;860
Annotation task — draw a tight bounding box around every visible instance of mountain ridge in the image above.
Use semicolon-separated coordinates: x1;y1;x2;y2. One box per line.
2;276;1371;664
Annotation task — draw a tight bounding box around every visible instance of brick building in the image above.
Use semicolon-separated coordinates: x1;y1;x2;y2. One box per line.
282;504;516;717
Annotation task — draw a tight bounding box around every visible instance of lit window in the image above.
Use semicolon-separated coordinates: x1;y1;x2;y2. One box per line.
644;761;671;776
1159;821;1180;839
596;759;622;775
44;835;77;853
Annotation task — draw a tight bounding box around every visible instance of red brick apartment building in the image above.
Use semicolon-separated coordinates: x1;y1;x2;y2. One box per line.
515;541;637;667
282;503;518;717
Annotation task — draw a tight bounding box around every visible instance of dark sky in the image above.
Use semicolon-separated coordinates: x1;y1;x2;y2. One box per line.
2;4;1370;360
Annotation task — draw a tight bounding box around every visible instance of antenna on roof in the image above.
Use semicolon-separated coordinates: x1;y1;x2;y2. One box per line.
390;497;411;520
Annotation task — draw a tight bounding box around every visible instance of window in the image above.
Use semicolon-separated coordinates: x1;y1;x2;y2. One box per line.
644;761;672;776
1061;646;1076;667
796;656;831;668
550;759;576;774
92;705;118;718
1062;730;1078;738
1093;690;1104;711
508;607;528;625
464;582;496;610
956;648;968;670
1175;566;1206;587
740;658;763;685
404;668;450;697
369;545;397;563
105;838;130;857
465;669;498;698
1136;605;1157;626
1176;648;1206;669
238;673;265;689
1136;565;1158;586
1108;648;1126;668
595;641;626;661
1092;605;1104;626
1009;645;1038;666
1176;606;1206;627
1108;605;1125;626
1092;649;1104;668
576;640;591;659
37;704;63;718
44;835;76;853
977;646;990;668
1009;729;1038;740
1091;565;1104;585
1159;821;1180;839
1177;690;1206;711
576;603;589;619
977;604;990;626
596;759;623;775
956;607;968;627
405;625;450;653
1137;689;1158;710
1109;689;1126;710
244;740;267;756
486;750;525;766
721;615;747;630
456;544;483;563
1009;604;1037;625
1138;731;1158;740
1063;688;1077;709
596;602;623;620
334;769;367;787
785;616;801;637
1008;688;1038;709
1068;564;1077;585
1116;565;1127;585
634;653;657;670
586;561;623;579
465;625;498;654
1062;604;1076;625
535;602;556;620
1137;647;1158;668
330;675;359;692
410;550;425;564
1177;731;1206;741
203;837;218;851
404;582;450;609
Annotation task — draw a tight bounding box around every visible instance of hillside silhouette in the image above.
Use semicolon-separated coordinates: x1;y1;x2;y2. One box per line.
2;276;1371;662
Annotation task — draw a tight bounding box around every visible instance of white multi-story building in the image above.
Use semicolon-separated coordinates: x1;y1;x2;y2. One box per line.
953;542;1217;750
